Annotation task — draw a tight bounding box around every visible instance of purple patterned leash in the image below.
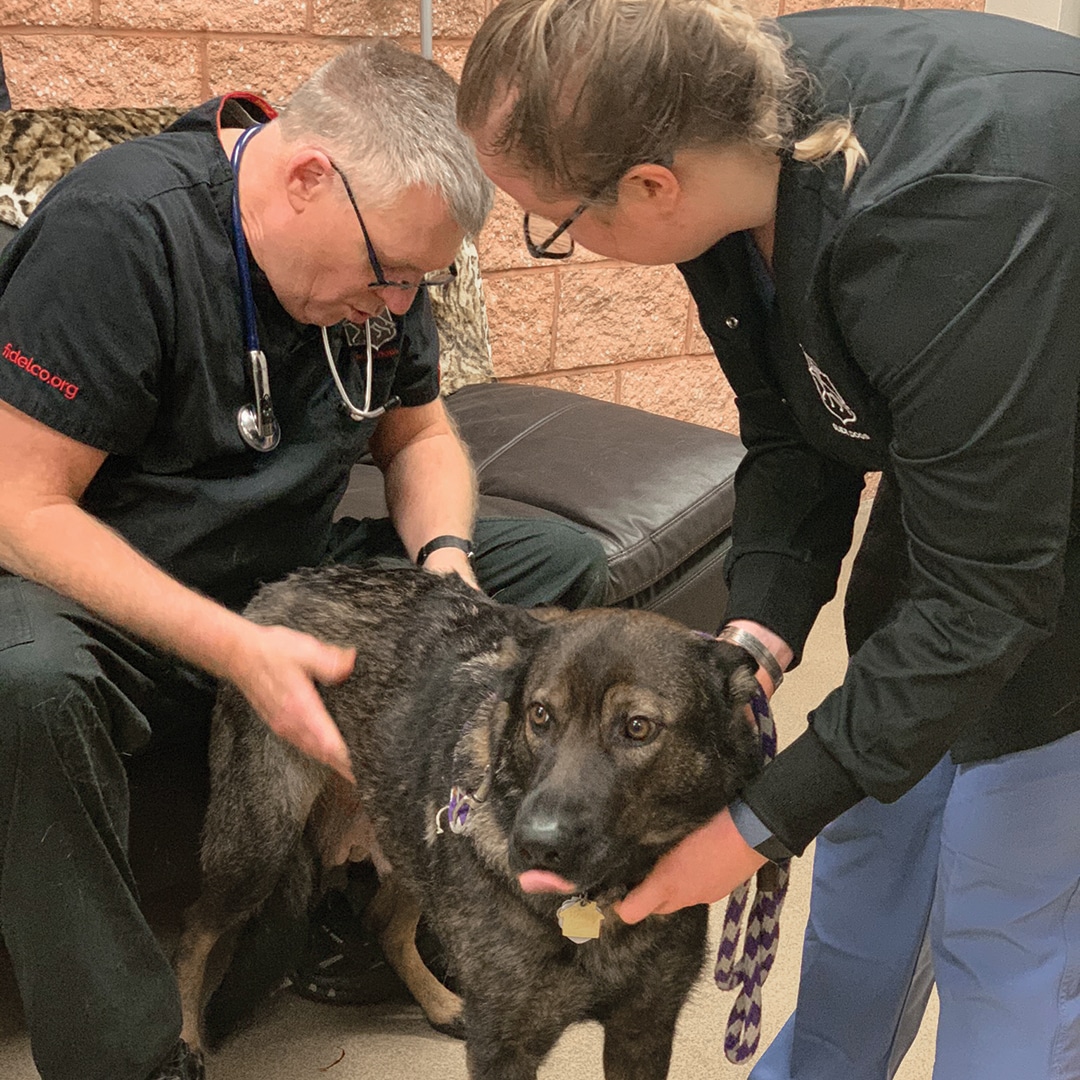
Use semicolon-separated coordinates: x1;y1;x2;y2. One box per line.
714;688;791;1064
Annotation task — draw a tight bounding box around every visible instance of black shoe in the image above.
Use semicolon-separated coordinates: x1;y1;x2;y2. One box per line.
146;1040;204;1080
289;863;456;1007
289;875;411;1006
202;885;308;1048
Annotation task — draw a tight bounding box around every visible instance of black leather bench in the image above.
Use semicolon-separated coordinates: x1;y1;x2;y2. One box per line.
338;381;744;631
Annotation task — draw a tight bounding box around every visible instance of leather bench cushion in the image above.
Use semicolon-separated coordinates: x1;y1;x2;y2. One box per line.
336;383;745;610
448;384;744;605
335;462;734;631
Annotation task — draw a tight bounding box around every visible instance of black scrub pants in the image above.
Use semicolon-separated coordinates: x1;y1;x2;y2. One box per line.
0;515;607;1080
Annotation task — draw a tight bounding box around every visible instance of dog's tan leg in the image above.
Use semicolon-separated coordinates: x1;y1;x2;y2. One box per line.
365;875;464;1034
175;906;229;1053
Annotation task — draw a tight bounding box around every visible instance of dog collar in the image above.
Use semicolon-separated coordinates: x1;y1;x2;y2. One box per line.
434;767;492;835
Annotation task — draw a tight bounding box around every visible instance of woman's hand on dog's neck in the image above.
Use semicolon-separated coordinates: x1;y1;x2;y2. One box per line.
612;808;768;924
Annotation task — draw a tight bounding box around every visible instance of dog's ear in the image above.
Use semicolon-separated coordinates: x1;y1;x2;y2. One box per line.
710;640;761;710
485;631;540;718
480;636;529;749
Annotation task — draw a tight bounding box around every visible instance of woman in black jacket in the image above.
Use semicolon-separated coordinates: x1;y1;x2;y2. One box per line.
458;4;1080;1077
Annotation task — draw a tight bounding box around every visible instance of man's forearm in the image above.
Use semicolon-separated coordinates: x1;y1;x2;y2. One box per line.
0;500;253;682
1;498;357;779
382;432;478;563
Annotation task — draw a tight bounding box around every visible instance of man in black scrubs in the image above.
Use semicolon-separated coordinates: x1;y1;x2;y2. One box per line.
0;41;605;1080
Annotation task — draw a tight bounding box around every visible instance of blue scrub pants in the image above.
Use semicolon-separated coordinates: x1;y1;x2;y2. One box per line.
751;733;1080;1080
753;475;1080;1080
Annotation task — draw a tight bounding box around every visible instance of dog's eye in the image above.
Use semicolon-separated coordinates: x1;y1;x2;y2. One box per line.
623;715;656;743
529;703;551;732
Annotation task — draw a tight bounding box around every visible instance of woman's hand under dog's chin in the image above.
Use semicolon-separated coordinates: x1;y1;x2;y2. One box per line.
612;808;768;924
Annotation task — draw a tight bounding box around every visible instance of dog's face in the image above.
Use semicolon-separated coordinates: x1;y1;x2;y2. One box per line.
491;609;762;901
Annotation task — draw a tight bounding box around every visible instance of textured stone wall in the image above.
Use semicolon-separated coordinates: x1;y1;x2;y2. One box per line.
2;0;983;431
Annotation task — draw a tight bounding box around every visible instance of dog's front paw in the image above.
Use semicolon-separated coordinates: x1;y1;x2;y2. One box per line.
427;1012;467;1041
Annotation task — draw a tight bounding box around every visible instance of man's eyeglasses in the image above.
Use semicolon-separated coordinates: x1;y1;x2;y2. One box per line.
523;204;586;259
330;161;457;291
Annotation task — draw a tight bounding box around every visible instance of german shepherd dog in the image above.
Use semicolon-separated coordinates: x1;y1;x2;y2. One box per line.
176;563;763;1080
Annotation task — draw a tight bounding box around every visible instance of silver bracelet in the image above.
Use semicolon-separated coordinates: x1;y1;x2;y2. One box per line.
716;625;784;690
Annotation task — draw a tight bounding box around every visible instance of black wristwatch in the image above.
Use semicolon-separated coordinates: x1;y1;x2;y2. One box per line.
416;534;475;567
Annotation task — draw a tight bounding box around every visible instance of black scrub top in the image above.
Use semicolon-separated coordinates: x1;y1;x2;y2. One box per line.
680;9;1080;851
0;96;441;611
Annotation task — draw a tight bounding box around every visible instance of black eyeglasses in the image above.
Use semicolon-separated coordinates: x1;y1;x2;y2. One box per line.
523;203;586;259
330;161;457;291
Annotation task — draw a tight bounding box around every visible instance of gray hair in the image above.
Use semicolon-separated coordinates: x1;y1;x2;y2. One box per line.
278;40;493;235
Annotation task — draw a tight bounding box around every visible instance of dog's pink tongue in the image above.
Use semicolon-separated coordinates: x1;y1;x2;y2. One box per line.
518;870;578;894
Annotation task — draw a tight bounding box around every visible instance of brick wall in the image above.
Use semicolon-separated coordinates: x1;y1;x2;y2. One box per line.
1;0;982;432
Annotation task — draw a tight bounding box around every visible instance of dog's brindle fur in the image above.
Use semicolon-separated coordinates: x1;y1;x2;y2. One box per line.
176;564;762;1080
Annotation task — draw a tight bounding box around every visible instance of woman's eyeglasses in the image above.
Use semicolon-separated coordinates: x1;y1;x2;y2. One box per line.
523;204;586;259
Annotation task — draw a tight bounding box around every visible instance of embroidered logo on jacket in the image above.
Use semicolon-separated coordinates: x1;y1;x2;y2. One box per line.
801;346;869;441
3;342;80;400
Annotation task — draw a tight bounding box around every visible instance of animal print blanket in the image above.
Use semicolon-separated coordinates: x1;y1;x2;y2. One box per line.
0;106;492;392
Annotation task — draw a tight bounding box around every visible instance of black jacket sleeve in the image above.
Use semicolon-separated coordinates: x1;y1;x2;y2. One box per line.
722;380;865;664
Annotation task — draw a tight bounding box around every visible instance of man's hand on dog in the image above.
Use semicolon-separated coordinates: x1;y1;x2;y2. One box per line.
232;624;357;783
613;808;768;923
418;546;480;590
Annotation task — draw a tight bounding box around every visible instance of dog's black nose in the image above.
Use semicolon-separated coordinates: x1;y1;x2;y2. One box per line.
512;809;582;874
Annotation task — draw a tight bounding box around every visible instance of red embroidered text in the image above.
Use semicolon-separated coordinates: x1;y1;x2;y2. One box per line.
3;342;80;400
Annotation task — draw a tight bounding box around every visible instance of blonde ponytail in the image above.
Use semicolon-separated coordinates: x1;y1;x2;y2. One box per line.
459;0;868;198
793;118;868;189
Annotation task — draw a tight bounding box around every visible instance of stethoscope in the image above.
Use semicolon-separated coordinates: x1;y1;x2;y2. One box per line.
229;123;397;453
